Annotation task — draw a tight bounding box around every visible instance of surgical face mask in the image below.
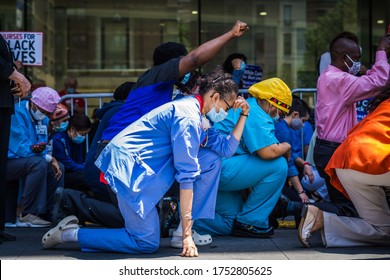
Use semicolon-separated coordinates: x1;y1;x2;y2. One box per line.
268;107;280;124
206;102;228;123
344;54;361;76
53;121;69;132
240;61;246;71
30;108;47;121
291;118;303;130
67;88;76;94
272;113;280;124
72;133;86;144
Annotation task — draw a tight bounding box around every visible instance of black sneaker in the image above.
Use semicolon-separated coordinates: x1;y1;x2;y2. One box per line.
268;194;290;228
271;194;290;218
232;219;274;238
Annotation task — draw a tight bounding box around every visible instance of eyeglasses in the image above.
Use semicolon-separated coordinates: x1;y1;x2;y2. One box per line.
211;91;233;111
222;99;232;111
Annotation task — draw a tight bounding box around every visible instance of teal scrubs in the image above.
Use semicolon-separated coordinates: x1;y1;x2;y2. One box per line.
193;97;287;235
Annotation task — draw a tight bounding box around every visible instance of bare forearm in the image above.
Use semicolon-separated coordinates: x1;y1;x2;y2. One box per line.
256;142;291;160
231;96;250;141
179;20;249;75
289;176;304;193
187;32;236;65
231;114;247;141
180;188;194;239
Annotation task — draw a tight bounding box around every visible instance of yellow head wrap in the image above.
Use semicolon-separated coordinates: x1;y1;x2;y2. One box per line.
248;78;292;113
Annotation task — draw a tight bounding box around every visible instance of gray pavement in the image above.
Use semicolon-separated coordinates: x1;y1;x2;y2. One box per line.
1;226;389;260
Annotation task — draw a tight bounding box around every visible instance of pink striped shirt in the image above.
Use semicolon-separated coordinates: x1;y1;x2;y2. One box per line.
315;51;390;143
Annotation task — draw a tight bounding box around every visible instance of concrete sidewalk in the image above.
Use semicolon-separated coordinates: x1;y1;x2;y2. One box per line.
1;226;389;260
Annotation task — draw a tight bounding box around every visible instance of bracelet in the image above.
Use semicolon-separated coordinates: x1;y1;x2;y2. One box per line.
240;113;249;117
297;190;306;195
303;162;311;166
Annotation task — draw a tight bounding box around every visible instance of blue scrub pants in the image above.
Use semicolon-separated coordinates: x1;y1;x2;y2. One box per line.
193;153;287;235
78;148;221;253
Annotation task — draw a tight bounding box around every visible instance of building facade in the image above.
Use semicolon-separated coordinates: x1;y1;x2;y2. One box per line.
1;0;389;93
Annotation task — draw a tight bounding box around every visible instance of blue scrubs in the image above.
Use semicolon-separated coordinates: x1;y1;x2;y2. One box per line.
291;121;314;160
7;100;64;215
275;119;299;178
193;97;287;235
8;100;49;159
79;96;239;253
52;131;85;172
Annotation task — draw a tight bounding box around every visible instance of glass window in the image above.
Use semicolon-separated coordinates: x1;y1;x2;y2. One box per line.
283;5;292;26
2;0;387;92
297;28;306;56
284;33;292;56
101;19;129;69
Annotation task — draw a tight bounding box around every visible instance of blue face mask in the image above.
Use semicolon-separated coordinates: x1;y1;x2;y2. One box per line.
240;62;246;71
72;133;85;144
291;118;303;130
206;102;228;123
53;121;69;132
67;88;76;94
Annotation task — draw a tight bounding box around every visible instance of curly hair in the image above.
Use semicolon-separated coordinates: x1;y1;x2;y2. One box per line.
175;71;201;95
198;67;238;102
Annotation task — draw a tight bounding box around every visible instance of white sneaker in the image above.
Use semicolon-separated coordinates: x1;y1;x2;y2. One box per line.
5;217;28;227
170;230;212;248
19;214;52;228
5;221;17;228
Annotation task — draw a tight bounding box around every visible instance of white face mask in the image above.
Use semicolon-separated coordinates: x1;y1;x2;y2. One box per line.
344;54;361;76
30;108;47;121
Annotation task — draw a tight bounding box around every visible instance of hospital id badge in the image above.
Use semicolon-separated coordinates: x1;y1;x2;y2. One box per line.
35;124;48;135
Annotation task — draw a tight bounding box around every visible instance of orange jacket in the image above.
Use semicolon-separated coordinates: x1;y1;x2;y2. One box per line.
325;99;390;199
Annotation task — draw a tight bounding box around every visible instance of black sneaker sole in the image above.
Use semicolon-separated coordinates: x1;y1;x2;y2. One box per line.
232;228;274;239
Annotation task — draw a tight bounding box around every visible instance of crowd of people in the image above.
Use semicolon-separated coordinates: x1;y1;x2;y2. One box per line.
1;20;390;257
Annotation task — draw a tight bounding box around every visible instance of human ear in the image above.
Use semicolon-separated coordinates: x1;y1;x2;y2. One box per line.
292;111;299;118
